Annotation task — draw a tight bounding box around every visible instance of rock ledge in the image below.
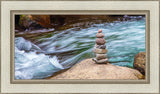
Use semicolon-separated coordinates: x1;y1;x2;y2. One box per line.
49;59;144;79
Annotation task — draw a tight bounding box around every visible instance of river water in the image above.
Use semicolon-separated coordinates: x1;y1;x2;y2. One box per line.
15;16;145;79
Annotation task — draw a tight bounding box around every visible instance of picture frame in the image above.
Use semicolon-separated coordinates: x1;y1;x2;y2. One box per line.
0;0;159;93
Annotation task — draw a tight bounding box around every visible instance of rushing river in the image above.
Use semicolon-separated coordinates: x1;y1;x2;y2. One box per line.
15;16;145;79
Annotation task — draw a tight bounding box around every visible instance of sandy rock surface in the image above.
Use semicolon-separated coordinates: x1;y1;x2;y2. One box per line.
50;59;144;79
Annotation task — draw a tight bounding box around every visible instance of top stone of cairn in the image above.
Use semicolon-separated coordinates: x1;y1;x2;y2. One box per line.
98;29;102;33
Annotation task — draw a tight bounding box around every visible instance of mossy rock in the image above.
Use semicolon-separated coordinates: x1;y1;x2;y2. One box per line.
133;52;146;75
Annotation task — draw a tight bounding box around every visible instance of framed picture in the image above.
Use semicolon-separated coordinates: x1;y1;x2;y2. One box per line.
0;0;159;93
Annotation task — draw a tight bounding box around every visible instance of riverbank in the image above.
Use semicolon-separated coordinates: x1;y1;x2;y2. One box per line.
15;15;144;34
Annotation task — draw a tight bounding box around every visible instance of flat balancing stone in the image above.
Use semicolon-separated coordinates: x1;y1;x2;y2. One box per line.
92;58;108;64
95;54;107;60
93;48;107;54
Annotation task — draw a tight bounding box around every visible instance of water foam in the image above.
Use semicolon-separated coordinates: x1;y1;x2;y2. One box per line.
15;37;63;79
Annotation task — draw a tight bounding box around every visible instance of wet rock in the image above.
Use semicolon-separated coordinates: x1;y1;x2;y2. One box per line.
18;15;44;31
95;54;107;60
30;15;51;28
96;38;106;45
19;15;33;29
133;52;146;75
49;59;145;79
96;33;104;38
93;48;107;54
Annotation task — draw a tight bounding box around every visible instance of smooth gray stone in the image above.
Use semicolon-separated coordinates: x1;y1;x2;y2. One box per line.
95;44;106;49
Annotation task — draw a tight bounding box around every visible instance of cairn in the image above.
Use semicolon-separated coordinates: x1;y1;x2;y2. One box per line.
92;29;108;64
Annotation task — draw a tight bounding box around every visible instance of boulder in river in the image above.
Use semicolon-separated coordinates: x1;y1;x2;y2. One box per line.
49;59;144;79
18;15;44;31
30;15;51;28
19;15;33;29
133;52;146;75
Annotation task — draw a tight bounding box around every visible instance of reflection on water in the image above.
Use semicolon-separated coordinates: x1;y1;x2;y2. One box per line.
15;16;145;79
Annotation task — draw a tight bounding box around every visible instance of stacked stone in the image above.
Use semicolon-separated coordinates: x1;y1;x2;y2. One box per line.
92;29;108;64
